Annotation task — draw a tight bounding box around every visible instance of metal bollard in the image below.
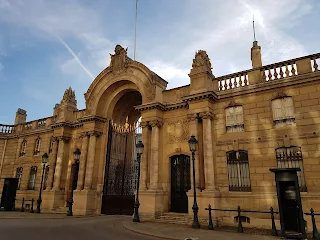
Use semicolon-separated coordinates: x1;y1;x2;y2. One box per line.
270;207;278;236
237;206;243;233
310;208;320;240
206;204;214;230
20;198;25;212
12;197;16;211
31;198;34;213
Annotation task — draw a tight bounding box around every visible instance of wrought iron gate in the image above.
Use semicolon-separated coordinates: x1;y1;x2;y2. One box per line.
170;155;191;213
101;119;138;215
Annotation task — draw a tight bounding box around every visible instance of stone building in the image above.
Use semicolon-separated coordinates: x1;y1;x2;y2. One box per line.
0;41;319;230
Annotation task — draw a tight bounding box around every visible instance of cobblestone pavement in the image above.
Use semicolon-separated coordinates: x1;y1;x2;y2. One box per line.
0;213;280;240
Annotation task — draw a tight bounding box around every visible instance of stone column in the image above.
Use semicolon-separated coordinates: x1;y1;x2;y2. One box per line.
76;132;89;190
200;111;215;191
46;137;58;190
187;113;200;189
52;136;69;191
140;121;149;190
149;120;163;190
84;131;101;190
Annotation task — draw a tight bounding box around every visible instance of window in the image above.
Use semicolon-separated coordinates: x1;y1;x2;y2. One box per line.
276;146;307;192
43;166;50;190
20;140;27;157
27;166;37;190
227;150;251;192
34;137;41;155
226;106;244;133
272;96;295;128
49;138;54;153
16;167;23;190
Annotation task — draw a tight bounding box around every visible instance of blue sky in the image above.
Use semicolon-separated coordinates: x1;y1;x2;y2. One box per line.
0;0;319;124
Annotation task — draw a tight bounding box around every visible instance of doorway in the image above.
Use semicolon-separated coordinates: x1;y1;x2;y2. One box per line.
170;155;191;213
0;178;18;211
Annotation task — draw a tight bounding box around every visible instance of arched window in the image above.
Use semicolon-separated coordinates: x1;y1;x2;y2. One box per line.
27;166;37;190
20;140;27;157
225;106;244;133
227;150;251;192
34;137;41;155
276;146;307;191
271;95;295;128
43;166;50;190
16;167;23;190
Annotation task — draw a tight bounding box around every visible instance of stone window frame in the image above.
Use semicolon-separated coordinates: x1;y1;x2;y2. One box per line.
271;93;296;128
16;167;23;190
34;136;41;156
275;146;307;192
226;150;251;192
27;166;37;190
225;100;244;133
20;139;27;157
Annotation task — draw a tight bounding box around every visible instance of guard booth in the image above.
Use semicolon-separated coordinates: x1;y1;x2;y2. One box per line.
270;168;307;239
0;178;18;211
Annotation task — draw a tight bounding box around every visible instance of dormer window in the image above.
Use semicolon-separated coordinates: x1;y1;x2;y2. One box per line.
226;105;244;133
271;94;295;128
34;137;41;155
20;140;27;157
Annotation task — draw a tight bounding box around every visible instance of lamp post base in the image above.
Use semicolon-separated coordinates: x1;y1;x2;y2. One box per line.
192;204;200;229
67;199;73;216
132;201;140;222
36;198;42;214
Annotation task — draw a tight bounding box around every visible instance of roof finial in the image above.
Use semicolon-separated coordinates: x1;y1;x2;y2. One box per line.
252;14;258;47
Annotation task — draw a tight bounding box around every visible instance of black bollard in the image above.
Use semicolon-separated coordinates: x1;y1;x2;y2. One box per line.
206;204;214;230
12;197;16;211
20;198;25;212
31;198;34;213
270;207;278;236
237;206;243;233
310;208;320;240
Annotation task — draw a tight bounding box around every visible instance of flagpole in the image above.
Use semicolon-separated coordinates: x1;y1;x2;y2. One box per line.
134;0;138;61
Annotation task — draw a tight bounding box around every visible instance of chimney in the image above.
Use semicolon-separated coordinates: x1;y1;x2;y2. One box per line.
251;41;262;68
15;108;27;125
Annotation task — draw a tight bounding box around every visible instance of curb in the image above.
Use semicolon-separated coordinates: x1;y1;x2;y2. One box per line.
0;214;106;220
122;221;180;240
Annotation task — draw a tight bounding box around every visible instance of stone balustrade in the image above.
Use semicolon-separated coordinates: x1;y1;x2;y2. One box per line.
217;53;320;91
37;118;47;128
0;124;15;134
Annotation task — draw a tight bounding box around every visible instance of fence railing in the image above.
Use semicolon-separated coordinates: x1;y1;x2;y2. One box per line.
13;197;35;213
205;205;279;236
305;208;320;240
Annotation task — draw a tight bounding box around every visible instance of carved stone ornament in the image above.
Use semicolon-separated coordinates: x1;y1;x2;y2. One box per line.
150;120;163;128
57;136;70;142
145;82;156;102
227;98;241;108
190;50;213;74
140;121;149;128
273;91;288;100
88;131;102;137
109;45;131;73
60;87;77;105
167;119;189;143
199;111;213;120
187;113;198;122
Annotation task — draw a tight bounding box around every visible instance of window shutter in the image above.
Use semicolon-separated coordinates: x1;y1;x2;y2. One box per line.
283;97;294;119
226;108;234;126
272;99;285;120
234;106;244;125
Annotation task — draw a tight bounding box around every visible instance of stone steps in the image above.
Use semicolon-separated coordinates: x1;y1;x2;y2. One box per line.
155;213;191;225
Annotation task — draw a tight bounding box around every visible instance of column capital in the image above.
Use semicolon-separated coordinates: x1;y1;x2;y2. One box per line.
57;136;70;142
140;121;149;128
187;113;198;122
199;111;214;120
51;136;58;142
150;120;163;128
88;130;102;137
79;132;90;138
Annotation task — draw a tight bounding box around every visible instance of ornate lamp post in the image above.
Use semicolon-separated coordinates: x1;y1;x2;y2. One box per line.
67;148;81;216
36;153;48;213
133;140;144;222
188;136;200;228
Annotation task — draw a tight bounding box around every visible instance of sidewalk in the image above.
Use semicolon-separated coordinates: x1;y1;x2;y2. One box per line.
122;220;279;240
0;211;103;219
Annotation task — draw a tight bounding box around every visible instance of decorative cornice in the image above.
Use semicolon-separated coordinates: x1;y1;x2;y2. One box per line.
78;116;107;123
51;122;73;129
164;102;188;111
181;91;218;103
135;102;166;112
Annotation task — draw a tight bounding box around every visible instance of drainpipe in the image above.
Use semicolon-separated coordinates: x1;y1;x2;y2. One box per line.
0;139;8;177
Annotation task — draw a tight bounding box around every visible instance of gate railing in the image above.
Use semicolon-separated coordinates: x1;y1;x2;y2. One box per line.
205;205;279;236
13;197;34;212
305;208;320;240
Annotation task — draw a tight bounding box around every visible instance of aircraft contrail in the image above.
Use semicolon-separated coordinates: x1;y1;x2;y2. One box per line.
56;36;94;79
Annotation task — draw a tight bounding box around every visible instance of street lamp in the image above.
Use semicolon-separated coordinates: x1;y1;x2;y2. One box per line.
67;148;81;216
188;136;200;228
133;140;144;222
36;152;48;213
